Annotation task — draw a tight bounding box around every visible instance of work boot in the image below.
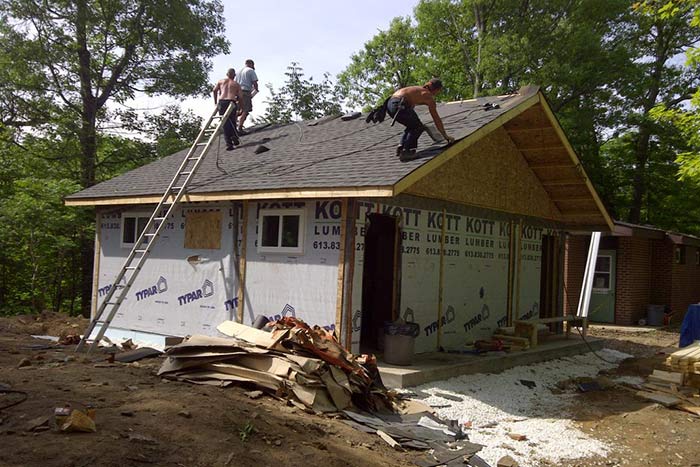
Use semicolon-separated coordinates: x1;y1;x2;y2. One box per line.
226;145;235;151
395;145;404;157
399;149;418;162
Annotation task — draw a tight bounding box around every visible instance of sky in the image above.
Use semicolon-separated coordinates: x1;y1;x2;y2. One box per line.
148;0;419;125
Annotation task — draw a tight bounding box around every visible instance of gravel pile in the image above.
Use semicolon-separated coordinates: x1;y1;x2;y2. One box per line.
413;348;631;466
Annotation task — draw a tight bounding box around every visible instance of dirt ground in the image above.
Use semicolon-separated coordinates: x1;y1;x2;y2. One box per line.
0;315;699;467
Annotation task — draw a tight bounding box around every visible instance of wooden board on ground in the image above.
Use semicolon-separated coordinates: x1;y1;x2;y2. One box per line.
648;369;684;385
635;390;682;407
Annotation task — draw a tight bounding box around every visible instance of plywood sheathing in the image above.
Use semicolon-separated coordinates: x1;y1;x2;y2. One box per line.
184;210;222;249
405;127;563;221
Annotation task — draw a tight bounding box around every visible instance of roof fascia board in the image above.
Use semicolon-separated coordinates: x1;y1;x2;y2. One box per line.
392;93;541;196
64;186;394;206
536;93;614;232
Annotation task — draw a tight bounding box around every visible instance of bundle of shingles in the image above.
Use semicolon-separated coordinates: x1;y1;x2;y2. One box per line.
158;317;390;413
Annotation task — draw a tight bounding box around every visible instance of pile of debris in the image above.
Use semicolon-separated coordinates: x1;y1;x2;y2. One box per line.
631;342;700;415
159;317;390;413
160;317;488;463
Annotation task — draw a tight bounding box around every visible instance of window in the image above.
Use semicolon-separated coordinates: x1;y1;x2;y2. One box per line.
257;209;305;254
675;245;686;265
592;255;612;291
121;213;150;248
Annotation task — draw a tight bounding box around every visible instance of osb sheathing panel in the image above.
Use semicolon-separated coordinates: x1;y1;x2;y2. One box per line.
405;127;563;220
184;210;222;250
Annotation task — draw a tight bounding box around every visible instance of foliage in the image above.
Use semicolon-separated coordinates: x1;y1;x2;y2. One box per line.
339;0;700;233
0;0;228;315
338;17;423;109
0;138;83;314
257;63;343;124
239;421;255;442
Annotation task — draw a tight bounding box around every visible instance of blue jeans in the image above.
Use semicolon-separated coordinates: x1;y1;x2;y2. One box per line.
386;97;424;150
218;100;240;147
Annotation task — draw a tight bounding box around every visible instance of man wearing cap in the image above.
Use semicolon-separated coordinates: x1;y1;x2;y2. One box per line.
236;59;259;133
213;68;243;150
386;78;455;161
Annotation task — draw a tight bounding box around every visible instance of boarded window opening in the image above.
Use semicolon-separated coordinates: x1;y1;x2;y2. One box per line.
184;210;222;250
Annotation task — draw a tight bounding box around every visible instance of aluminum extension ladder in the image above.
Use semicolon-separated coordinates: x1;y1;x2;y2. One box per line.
76;103;236;353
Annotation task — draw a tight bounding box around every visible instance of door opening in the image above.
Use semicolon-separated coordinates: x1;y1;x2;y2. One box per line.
539;234;560;319
360;213;399;353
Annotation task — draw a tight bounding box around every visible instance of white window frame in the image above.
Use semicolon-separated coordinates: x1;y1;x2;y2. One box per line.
592;254;612;292
257;208;305;255
121;212;151;248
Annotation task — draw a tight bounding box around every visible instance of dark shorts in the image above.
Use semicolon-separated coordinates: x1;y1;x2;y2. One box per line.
240;91;253;113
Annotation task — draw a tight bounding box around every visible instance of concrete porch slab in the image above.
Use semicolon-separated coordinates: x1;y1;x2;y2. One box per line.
377;335;604;388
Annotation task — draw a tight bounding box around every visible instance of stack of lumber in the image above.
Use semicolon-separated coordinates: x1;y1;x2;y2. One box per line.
665;342;700;379
633;344;700;416
158;318;390;413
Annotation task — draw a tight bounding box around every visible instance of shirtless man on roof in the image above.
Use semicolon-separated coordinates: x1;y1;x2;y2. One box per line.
386;78;455;161
213;68;244;151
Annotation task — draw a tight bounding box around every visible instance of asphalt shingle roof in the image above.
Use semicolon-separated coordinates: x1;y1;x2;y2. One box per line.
66;87;538;201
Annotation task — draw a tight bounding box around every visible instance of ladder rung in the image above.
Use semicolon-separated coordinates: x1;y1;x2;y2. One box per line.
196;142;207;146
125;266;138;270
179;171;192;176
135;249;147;254
145;233;156;236
154;217;165;221
188;157;200;161
171;186;183;191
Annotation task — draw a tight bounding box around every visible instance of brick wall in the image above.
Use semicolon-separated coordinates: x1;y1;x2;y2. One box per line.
615;237;652;325
650;239;672;308
670;245;700;322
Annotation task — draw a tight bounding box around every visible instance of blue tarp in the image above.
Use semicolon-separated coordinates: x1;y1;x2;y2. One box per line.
679;304;700;347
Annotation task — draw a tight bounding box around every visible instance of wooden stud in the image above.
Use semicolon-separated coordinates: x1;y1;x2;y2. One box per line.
515;219;523;320
391;215;401;321
506;221;515;326
335;198;349;337
343;200;358;349
236;201;249;324
437;208;447;350
90;210;102;320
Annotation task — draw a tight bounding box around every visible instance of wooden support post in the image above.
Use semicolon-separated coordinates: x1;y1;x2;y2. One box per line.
90;210;102;320
343;200;358;350
506;220;515;326
437;208;446;350
335;198;349;338
236;201;249;324
515;219;523;320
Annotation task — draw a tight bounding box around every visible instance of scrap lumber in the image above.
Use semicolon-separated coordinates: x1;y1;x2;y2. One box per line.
648;369;684;385
635;390;682;407
160;317;390;413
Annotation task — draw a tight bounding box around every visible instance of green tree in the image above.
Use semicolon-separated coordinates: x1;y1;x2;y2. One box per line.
615;0;700;223
0;0;228;314
258;63;343;124
338;17;423;108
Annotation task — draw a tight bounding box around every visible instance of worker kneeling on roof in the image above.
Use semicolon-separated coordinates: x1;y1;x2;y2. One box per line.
387;78;455;161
